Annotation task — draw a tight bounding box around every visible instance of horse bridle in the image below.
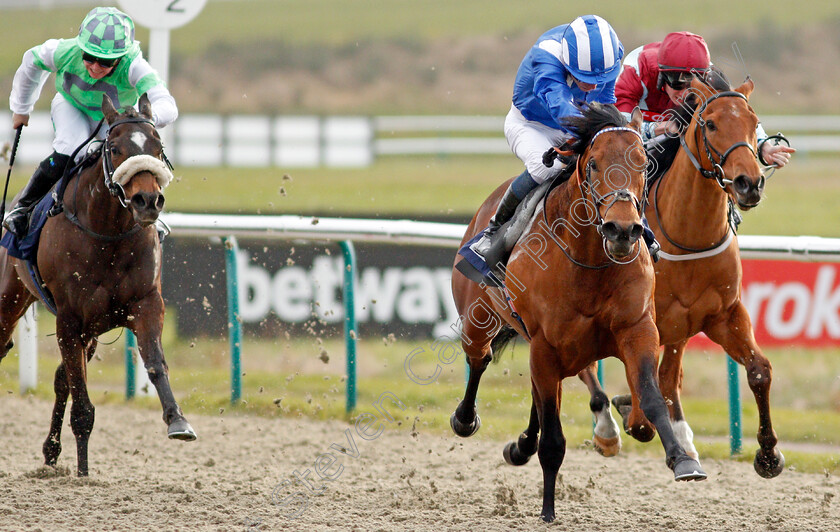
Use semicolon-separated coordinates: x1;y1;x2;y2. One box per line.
64;116;172;241
655;90;757;255
546;126;645;269
102;116;173;208
679;90;758;189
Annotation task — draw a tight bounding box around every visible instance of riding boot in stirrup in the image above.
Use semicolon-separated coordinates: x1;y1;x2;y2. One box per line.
3;152;69;238
469;181;526;260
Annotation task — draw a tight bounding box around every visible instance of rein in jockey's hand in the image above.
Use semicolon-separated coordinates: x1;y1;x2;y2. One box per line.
761;142;796;168
12;113;29;129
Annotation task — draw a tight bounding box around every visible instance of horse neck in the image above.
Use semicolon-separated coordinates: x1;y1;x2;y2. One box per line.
71;164;136;235
653;134;730;248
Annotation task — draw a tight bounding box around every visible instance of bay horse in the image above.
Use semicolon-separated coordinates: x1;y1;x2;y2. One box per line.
580;76;785;478
450;104;705;522
0;94;195;476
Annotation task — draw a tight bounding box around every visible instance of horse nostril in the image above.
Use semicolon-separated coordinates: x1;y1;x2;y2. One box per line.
155;194;165;210
600;221;621;242
757;175;766;193
629;224;643;242
733;176;750;194
131;194;145;209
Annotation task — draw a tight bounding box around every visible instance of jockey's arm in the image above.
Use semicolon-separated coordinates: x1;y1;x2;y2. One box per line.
128;57;178;129
9;40;56;121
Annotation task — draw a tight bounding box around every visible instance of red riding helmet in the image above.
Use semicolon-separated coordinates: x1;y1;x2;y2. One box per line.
657;31;710;73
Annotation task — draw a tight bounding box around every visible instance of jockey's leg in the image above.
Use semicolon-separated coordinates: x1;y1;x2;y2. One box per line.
469;169;537;259
2;151;70;238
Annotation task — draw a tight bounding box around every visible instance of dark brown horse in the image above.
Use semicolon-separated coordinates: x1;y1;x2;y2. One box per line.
0;94;195;476
450;104;705;522
581;77;785;478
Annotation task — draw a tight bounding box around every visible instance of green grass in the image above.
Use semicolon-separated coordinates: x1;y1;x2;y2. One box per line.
2;1;840;75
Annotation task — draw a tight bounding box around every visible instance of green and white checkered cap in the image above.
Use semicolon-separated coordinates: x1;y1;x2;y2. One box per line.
77;7;135;59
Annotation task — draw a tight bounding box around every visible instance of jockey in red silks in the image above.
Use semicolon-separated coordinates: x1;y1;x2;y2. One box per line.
615;31;795;169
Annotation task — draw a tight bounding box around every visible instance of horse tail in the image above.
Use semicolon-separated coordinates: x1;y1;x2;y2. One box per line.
490;324;520;363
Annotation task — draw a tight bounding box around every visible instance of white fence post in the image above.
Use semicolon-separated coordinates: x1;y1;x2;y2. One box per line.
18;305;37;393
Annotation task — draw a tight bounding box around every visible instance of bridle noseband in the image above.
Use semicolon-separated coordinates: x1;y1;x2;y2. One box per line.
547;126;646;269
679;90;757;189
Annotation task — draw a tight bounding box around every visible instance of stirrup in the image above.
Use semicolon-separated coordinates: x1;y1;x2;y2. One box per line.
468;230;494;259
2;208;31;238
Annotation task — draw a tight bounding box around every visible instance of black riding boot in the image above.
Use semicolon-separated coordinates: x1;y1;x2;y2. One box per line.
469;171;535;259
3;151;70;238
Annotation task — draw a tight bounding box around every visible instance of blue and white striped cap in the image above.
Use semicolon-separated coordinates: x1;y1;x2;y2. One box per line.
559;15;624;84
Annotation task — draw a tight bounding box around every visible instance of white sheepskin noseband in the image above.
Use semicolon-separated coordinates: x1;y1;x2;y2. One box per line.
111;154;173;189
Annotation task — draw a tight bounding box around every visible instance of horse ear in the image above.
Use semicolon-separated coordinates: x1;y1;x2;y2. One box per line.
101;93;119;124
735;77;754;99
629;107;644;133
138;93;153;120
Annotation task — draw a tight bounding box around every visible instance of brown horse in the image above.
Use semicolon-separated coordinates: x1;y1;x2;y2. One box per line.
581;76;785;478
0;94;195;476
450;104;705;522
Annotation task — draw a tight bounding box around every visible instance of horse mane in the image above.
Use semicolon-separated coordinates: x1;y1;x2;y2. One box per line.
560;103;629;155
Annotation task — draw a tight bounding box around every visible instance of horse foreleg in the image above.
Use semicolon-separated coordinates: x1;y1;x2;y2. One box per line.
503;397;539;466
705;302;783;478
659;340;698;460
131;296;196;441
43;338;97;467
578;362;621;456
529;345;566;523
617;325;706;481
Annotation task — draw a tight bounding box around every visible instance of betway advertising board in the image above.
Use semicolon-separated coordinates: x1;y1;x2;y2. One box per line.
163;240;840;346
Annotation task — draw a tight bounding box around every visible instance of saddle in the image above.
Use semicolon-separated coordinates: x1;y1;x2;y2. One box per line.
457;160;577;288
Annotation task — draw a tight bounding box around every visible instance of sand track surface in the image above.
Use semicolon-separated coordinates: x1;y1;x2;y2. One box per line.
0;394;837;531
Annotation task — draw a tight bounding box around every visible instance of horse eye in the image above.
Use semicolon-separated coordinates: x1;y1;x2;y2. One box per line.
110;144;119;155
589;159;598;172
706;120;717;132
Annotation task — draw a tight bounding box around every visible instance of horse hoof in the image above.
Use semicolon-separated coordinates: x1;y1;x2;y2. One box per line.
168;419;197;441
450;412;481;438
754;448;785;478
673;457;707;481
610;394;632;433
502;442;530;466
593;434;621;457
541;510;555;523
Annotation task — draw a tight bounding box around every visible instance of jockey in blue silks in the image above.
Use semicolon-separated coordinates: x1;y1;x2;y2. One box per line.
470;14;624;261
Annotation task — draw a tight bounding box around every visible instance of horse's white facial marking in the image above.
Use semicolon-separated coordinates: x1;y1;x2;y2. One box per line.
131;131;148;151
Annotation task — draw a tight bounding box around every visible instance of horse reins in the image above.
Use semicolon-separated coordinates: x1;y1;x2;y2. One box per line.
544;126;645;269
654;90;755;255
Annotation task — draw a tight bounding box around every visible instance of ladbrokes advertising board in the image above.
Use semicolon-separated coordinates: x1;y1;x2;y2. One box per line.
163;239;840;346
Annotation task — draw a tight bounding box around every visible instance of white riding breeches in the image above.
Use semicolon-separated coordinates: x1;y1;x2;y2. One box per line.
50;93;108;161
504;104;572;184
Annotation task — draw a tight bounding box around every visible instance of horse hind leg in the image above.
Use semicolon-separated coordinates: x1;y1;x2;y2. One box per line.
578;363;621;456
43;338;98;467
0;262;35;363
450;351;491;437
503;398;539;466
449;307;507;438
